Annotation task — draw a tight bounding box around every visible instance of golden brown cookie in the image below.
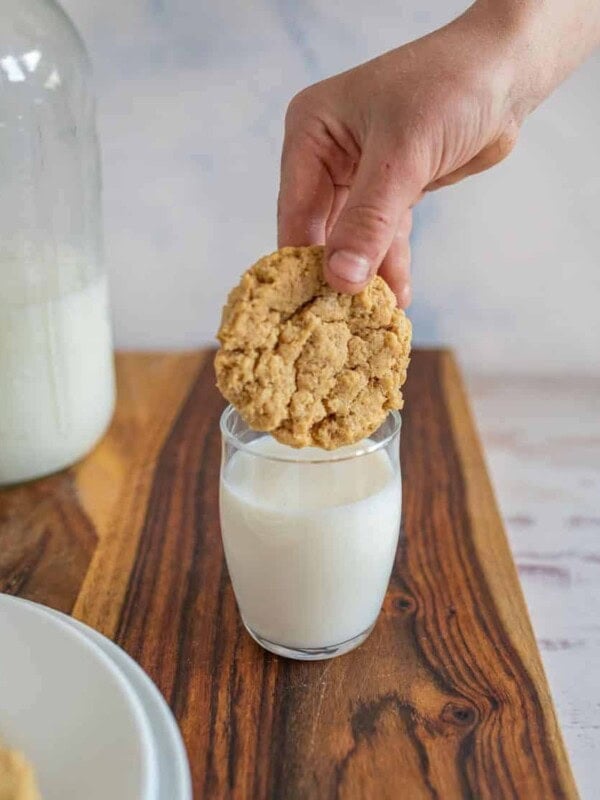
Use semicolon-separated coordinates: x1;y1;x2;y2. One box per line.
0;747;40;800
215;245;411;449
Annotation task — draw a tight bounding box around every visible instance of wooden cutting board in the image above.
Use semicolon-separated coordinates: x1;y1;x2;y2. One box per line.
0;349;576;799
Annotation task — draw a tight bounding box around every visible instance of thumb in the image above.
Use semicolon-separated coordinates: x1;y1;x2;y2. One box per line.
325;145;421;293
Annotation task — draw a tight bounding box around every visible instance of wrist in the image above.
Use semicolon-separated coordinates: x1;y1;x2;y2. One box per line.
463;2;546;117
467;0;594;117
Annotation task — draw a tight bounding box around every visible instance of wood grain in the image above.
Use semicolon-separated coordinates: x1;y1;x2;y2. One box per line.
0;349;577;799
72;351;206;636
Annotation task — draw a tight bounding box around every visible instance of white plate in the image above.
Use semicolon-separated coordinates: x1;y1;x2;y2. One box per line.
43;606;192;800
0;594;158;800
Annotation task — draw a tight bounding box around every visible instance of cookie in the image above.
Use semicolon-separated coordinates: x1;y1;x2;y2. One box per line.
215;245;411;449
0;747;40;800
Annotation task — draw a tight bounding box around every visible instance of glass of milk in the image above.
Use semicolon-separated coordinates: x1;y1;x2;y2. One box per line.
1;0;115;484
219;406;402;660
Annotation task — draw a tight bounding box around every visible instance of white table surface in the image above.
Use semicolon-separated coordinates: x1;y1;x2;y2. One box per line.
468;373;600;799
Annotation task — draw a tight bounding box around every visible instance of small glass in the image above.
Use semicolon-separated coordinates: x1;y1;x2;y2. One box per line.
219;406;402;661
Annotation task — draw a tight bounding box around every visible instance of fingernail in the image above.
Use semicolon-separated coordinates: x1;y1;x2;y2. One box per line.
400;283;412;308
328;250;371;283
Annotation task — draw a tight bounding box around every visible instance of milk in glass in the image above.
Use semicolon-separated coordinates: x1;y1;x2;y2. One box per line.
220;427;402;658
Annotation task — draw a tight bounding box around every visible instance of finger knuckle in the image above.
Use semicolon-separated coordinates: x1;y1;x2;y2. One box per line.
496;125;519;159
285;87;316;124
341;203;394;240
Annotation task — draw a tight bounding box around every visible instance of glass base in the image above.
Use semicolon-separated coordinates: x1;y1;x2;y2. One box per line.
242;621;375;661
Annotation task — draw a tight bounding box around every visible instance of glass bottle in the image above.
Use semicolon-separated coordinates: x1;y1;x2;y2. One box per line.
0;0;115;484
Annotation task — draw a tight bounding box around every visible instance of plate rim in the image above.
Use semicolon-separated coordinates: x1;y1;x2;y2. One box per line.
0;592;159;800
45;605;192;800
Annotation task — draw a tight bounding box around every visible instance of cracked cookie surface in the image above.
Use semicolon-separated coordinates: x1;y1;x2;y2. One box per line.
215;246;411;449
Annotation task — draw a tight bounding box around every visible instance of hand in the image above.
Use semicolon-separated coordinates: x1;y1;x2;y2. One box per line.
277;5;531;306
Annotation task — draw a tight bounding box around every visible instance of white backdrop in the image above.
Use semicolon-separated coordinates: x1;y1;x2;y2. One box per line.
61;0;600;373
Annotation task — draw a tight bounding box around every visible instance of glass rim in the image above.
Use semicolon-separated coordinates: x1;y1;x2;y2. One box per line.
219;404;401;464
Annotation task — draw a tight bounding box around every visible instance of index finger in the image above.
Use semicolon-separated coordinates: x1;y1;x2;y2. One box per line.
277;134;335;247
